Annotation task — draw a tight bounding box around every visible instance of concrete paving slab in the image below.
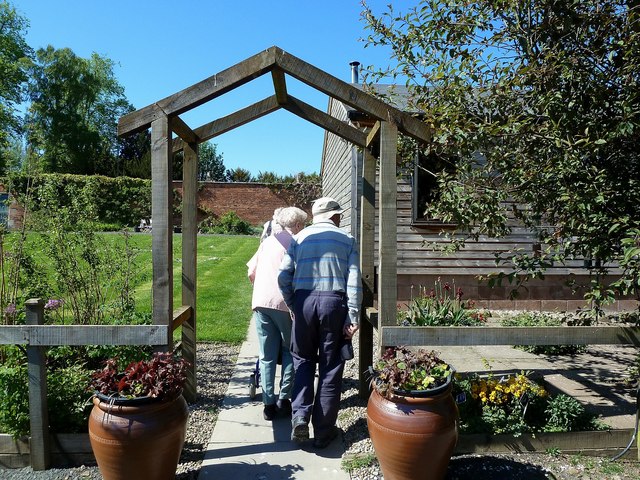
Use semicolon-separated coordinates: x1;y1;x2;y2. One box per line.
199;319;350;480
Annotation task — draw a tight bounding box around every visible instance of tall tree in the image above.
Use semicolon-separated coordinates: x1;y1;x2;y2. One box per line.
118;128;151;179
226;167;253;182
0;1;32;172
198;141;225;181
24;46;133;175
363;0;640;302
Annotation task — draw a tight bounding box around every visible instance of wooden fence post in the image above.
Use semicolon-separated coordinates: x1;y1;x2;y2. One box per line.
25;298;50;470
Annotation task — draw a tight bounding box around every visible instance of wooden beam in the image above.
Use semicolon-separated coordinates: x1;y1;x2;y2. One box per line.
25;300;49;471
119;47;278;137
0;325;168;346
380;326;640;348
366;121;381;148
282;95;368;147
151;115;173;352
456;430;637;456
274;47;432;144
181;139;198;403
358;148;376;398
171;115;199;144
172;96;281;152
172;305;193;331
271;68;288;105
377;121;398;334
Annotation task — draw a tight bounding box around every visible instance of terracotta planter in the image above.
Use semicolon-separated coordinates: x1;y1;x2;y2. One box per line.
88;393;188;480
367;376;458;480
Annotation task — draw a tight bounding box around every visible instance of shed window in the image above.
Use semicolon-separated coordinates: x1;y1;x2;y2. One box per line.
412;151;456;225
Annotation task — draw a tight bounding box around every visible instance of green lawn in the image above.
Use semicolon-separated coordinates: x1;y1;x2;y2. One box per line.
125;233;259;344
6;232;259;344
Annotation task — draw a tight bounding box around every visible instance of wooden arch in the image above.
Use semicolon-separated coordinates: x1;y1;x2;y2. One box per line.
118;46;432;400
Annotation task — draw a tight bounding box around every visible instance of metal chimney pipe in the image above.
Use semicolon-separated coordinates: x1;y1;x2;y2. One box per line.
349;61;360;84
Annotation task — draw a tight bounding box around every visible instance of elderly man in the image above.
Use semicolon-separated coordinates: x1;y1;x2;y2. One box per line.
278;197;361;449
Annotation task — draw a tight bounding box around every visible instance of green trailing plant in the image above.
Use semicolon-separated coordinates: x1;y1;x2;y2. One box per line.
501;312;587;355
398;278;488;326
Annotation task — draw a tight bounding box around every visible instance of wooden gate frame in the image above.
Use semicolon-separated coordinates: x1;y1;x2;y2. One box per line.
117;45;433;401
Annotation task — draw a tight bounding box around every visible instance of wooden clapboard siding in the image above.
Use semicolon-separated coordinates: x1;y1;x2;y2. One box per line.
369;175;619;278
322;98;357;236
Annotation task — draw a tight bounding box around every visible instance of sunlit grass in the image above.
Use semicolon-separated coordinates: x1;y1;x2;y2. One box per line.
104;233;259;344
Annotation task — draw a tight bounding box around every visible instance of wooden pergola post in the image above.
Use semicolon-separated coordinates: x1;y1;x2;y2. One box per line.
151;115;173;353
181;141;198;402
25;299;49;471
377;121;398;351
358;147;376;398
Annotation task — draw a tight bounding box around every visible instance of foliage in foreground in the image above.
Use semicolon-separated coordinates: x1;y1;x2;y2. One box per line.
362;1;640;306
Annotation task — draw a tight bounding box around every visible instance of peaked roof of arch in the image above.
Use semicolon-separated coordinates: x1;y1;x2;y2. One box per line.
118;46;431;151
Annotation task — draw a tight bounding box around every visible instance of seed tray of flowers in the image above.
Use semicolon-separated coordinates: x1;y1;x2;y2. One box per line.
452;364;606;435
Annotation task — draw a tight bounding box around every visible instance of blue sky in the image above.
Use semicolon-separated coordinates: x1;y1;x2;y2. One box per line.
14;0;396;176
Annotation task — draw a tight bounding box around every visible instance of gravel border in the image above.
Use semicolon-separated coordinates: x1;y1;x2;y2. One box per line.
0;342;239;480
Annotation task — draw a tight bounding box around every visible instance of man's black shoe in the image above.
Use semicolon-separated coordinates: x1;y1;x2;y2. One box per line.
291;416;309;443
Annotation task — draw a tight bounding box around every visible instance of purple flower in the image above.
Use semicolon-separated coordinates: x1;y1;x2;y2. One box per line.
4;303;16;315
45;299;63;310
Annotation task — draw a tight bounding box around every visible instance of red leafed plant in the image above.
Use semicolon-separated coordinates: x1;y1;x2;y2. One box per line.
90;352;189;400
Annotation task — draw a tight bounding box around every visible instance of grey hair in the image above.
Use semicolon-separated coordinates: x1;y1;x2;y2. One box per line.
276;207;308;228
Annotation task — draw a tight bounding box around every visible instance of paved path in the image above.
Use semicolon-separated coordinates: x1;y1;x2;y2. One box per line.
199;318;350;480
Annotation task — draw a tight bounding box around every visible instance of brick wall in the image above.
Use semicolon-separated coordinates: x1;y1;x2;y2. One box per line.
173;181;312;225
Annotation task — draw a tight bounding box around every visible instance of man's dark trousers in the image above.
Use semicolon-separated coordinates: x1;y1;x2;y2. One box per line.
290;290;346;438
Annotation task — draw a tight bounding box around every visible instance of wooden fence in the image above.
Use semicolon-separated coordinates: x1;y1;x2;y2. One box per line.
0;298;193;470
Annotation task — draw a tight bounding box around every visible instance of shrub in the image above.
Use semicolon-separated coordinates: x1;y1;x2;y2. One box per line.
544;394;605;432
0;363;29;437
198;211;253;235
0;344;151;437
454;369;548;435
501;311;587;355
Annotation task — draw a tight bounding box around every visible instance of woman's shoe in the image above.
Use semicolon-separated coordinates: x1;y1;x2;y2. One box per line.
263;403;277;421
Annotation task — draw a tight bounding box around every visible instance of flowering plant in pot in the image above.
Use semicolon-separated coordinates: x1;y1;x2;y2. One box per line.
369;346;453;397
367;346;458;480
88;352;190;480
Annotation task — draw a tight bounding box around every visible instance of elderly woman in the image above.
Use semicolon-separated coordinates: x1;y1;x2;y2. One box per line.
247;206;308;420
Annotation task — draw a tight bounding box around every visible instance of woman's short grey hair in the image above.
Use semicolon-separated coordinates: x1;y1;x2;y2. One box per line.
277;207;308;228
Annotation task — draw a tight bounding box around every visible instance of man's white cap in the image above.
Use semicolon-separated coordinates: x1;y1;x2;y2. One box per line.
312;197;345;223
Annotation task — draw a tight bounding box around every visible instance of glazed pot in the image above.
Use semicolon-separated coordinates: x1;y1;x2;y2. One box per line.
367;376;458;480
88;393;188;480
